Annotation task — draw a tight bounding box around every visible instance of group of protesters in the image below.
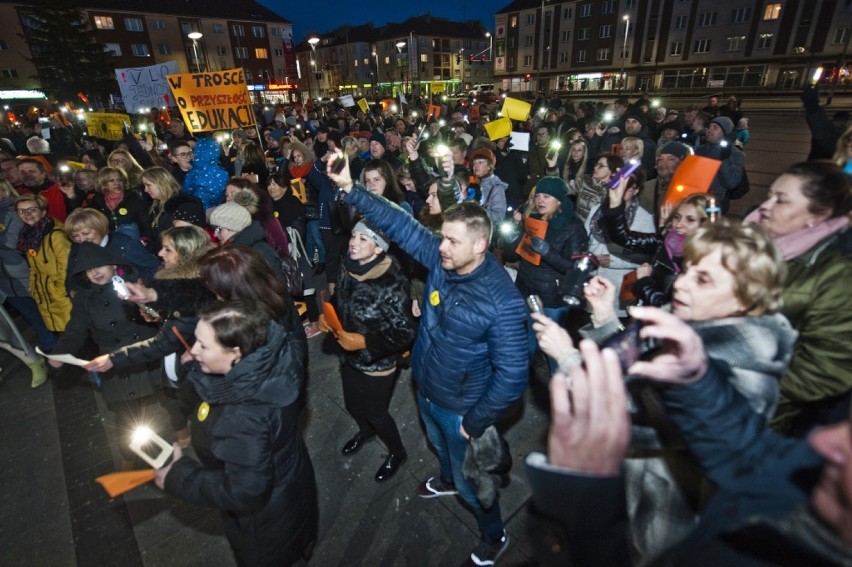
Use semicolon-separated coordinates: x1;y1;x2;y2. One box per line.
0;80;851;566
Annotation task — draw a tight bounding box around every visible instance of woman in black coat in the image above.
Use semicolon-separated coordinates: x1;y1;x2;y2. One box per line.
502;176;588;370
155;299;317;567
319;219;416;482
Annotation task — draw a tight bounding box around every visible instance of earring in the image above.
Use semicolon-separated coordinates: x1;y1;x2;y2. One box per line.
806;221;815;228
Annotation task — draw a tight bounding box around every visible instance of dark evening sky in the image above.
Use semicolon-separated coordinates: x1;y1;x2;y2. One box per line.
258;0;507;42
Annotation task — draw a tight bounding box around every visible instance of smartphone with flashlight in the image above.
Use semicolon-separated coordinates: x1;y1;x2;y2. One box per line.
413;123;428;146
330;152;347;174
608;159;642;190
812;67;824;86
129;426;174;468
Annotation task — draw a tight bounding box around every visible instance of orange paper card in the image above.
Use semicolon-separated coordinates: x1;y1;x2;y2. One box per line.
663;155;722;207
321;298;343;333
515;217;548;266
96;469;156;498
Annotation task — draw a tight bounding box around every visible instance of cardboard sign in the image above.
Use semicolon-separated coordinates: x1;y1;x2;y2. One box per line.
115;61;179;114
357;98;369;114
663;155;722;207
85;112;131;141
166;69;255;133
339;95;356;108
515;216;548;266
484;116;512;141
426;104;441;119
501;97;531;121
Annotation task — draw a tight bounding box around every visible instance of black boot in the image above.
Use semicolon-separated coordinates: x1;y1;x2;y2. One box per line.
375;450;407;482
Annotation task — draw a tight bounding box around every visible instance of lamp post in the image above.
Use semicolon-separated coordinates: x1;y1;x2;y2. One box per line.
619;15;630;92
187;31;203;73
372;50;380;96
308;37;320;99
396;41;406;96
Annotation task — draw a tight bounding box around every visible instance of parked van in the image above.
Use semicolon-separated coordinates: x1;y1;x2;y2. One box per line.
469;84;495;97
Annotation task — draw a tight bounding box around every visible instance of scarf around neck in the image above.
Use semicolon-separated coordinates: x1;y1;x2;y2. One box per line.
17;215;54;255
664;230;686;273
744;208;849;261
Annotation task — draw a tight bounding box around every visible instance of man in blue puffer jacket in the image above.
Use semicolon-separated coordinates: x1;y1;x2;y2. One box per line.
327;157;528;566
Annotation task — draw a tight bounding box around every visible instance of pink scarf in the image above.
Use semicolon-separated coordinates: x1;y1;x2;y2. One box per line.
744;209;849;260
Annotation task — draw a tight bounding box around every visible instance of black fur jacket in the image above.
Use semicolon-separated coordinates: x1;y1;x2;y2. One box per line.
332;255;416;373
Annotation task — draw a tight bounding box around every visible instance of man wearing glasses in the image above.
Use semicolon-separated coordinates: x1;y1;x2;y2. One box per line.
168;141;193;185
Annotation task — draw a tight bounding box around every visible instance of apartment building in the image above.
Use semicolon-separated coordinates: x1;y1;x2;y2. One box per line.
495;0;851;93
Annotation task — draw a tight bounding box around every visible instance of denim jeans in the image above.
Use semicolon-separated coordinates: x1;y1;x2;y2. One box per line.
417;392;504;542
5;295;57;352
527;305;568;373
306;220;324;264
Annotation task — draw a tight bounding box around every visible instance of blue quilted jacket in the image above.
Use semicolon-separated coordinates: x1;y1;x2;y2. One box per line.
345;186;529;437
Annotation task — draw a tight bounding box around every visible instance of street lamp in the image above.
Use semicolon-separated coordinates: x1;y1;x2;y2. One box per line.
308;37;320;99
396;41;406;95
372;50;380;96
187;31;203;72
619;15;630;92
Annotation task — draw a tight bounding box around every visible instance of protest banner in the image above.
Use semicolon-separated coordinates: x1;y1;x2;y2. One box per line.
166;69;255;134
515;216;547;266
357;98;369;114
338;95;355;108
85;112;131;141
115;61;179;114
663;155;722;207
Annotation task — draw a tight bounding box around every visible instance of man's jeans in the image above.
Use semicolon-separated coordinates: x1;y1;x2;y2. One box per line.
417;392;504;542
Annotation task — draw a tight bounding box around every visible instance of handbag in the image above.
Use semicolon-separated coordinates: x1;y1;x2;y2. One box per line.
286;227;317;296
278;253;303;295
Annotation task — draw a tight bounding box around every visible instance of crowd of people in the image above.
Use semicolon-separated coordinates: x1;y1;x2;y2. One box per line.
0;82;850;565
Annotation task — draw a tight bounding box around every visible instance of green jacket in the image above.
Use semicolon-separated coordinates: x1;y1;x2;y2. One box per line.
772;226;852;434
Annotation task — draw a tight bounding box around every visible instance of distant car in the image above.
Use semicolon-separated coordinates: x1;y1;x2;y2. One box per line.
468;84;495;97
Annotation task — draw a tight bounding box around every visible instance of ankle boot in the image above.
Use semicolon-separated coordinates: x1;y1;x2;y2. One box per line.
375;450;407;482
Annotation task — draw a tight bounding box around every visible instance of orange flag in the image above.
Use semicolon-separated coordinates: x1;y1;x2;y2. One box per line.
95;469;156;498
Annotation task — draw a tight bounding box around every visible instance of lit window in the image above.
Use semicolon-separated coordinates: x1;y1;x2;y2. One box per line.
255;48;268;59
94;16;114;30
764;3;781;20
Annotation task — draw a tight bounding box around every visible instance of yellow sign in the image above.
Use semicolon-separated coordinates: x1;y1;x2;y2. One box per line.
431;82;445;93
357;98;369;114
85;112;131;141
484;117;512;140
501;97;531;121
166;69;255;133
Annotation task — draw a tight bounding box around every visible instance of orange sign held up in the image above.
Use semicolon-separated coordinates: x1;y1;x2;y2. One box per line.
515;216;548;266
321;293;343;333
663;155;722;207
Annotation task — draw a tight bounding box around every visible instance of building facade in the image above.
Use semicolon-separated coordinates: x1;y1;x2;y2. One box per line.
0;0;298;104
494;0;851;94
296;16;494;101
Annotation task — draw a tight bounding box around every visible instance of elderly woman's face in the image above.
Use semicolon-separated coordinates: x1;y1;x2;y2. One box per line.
672;248;745;321
103;172;125;194
758;174;829;237
75;172;94;191
70;227;104;244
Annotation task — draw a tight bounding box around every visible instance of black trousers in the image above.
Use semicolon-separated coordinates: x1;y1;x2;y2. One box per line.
340;364;405;456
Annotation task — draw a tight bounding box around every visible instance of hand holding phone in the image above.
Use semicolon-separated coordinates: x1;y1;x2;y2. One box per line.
608;159;642;190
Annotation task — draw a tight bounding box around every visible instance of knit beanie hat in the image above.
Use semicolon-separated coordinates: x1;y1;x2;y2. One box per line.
172;200;207;228
711;116;734;137
534;176;569;201
210;202;251;233
369;131;387;148
353;219;389;252
658;142;692;160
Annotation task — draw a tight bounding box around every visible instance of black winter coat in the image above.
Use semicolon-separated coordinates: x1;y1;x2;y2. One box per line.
230;221;280;272
600;201;677;306
504;209;589;308
165;320;317;567
53;279;160;404
333;255;416;373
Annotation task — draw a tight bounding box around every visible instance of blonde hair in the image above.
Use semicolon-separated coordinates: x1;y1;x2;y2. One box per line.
141;167;183;227
664;193;710;231
288;141;316;163
107;149;145;187
64;208;109;238
620;136;644;160
684;220;785;316
96;166;128;193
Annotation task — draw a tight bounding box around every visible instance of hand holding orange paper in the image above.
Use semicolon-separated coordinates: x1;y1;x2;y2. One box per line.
663;155;722;207
515;217;548;266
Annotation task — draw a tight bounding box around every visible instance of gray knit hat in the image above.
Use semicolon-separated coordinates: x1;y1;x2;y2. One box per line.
353;219;389;252
210;202;251;233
